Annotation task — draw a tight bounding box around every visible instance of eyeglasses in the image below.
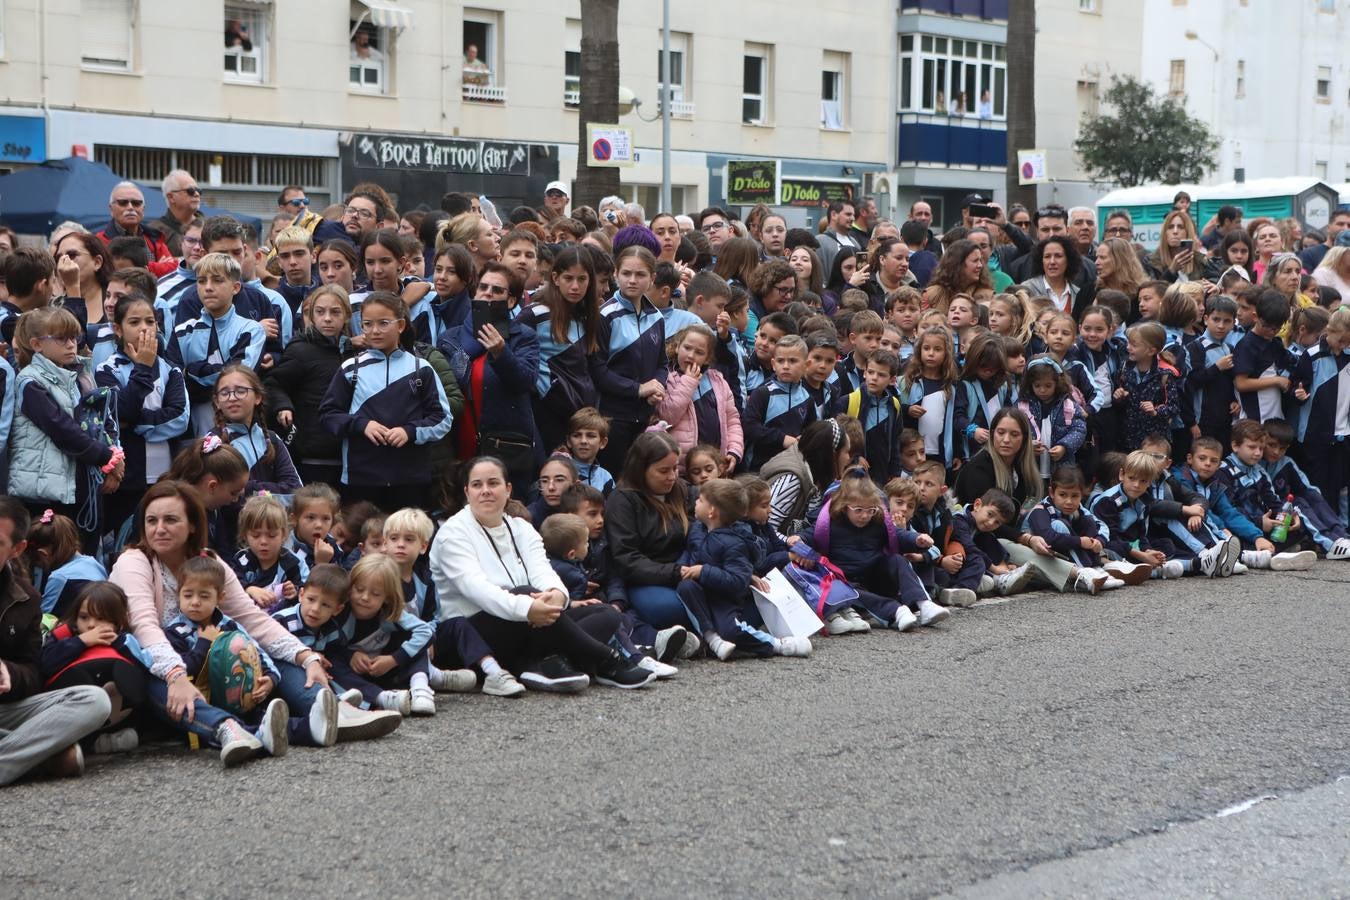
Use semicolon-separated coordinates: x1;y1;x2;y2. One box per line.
344;206;376;220
361;318;399;332
39;334;78;344
170;187;202;197
215;386;255;399
846;505;882;516
701;221;727;233
1105;226;1132;236
774;283;796;295
182;236;203;247
477;283;509;297
113;198;144;208
286;198;311;207
1143;452;1167;462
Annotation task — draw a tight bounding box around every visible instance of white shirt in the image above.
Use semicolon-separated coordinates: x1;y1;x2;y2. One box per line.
429;506;565;622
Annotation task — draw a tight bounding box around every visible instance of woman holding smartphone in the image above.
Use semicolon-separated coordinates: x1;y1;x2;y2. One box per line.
1149;210;1207;284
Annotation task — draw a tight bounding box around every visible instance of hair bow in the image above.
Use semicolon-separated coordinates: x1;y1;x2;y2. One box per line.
39;509;55;525
1026;356;1064;375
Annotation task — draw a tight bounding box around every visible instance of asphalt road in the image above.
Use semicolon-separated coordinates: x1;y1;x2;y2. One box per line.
5;563;1350;899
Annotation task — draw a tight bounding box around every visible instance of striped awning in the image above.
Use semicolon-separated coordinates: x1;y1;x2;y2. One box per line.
357;0;413;31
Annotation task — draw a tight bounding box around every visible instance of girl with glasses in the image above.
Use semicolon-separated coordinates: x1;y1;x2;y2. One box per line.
209;363;300;497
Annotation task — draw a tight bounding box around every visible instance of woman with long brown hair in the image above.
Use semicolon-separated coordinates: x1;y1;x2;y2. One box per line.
924;239;993;313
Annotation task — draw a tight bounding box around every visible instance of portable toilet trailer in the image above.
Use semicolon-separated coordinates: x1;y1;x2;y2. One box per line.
1094;184;1204;250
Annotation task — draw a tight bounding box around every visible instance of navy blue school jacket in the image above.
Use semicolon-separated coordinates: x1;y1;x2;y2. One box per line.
589;292;665;424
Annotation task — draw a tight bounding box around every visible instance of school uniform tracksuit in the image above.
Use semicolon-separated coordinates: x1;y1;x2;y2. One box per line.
1263;456;1349;553
1290;336;1350;513
229;547;309;614
1023;498;1111;569
829;387;903;482
743;379;816;469
590;293;666;469
676;521;779;655
326;609;437;707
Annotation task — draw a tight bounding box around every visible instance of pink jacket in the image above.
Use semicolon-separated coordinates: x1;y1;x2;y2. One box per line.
110;548;307;680
656;366;744;466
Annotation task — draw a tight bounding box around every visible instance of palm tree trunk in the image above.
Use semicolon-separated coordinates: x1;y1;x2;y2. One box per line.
576;0;622;208
1005;0;1037;211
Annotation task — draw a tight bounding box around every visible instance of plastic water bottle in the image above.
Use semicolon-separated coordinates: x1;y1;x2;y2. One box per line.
1270;494;1296;543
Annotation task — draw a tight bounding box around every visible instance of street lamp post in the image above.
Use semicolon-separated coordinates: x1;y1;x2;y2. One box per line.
1184;29;1220;170
660;0;671;212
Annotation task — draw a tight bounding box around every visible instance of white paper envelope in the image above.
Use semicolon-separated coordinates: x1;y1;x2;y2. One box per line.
752;568;824;638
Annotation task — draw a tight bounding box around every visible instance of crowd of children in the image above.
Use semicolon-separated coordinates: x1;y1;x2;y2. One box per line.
1;201;1347;783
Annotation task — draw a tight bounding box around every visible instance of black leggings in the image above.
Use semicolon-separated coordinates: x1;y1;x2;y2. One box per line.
49;658;148;733
468;605;621;674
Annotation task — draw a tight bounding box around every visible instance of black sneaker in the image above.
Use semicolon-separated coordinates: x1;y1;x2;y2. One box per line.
594;661;658;690
520;655;590;693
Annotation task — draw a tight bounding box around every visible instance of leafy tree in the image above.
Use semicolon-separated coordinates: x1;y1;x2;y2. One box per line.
1074;76;1219;187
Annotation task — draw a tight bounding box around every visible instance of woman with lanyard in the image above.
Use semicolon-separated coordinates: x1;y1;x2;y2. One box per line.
439;262;540;498
1020;236;1089;318
429;456;655;691
108;480;402;763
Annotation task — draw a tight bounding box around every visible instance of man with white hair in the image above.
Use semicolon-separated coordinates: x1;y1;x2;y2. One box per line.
1068;206;1097;259
96;181;176;277
623;202;646;228
598;195;625;227
152;169;202;257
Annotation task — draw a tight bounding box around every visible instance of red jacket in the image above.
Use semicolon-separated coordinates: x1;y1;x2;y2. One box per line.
97;222;177;277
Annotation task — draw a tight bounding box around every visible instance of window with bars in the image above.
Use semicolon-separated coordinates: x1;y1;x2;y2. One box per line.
899;34;1006;118
81;0;134;71
224;3;268;84
93;145;329;199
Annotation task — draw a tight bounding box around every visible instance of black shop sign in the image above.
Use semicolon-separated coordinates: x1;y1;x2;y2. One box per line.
352;133;532;176
780;178;856;208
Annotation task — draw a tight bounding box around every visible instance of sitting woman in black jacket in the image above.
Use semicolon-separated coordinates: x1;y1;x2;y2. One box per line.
265;284;352;486
605;431;701;656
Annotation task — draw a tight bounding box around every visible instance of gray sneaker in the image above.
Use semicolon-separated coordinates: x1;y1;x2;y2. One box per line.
482;670;527;697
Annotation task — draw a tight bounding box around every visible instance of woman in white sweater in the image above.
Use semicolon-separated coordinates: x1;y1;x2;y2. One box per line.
429;457;655;691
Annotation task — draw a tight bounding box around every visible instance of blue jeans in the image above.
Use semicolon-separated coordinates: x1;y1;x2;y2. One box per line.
146;678;239;746
272;661;326;747
626;584;693;645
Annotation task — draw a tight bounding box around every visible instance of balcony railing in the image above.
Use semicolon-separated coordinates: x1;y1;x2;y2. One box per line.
463;69;507;104
563;88;580;108
897;112;1006;168
657;98;695;119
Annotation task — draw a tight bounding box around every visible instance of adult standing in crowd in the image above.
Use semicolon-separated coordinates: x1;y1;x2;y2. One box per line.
541;181;570;221
1148;210;1207;284
1021;236;1092;318
152;170;202;258
908;201;943;256
1302;208;1350;273
849;196;879;247
430;457;653;690
97;182;175;278
815;200;861;275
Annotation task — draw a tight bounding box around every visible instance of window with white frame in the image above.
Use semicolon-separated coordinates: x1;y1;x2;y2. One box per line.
81;0;134;71
462;9;504;102
564;19;580;107
1079;0;1099;11
1315;160;1328;179
743;43;771;125
1077;80;1098;118
821;50;848;129
657;31;691;116
1168;59;1185;97
224;4;268;84
1316;66;1331;100
349;11;389;93
899;34;1006;118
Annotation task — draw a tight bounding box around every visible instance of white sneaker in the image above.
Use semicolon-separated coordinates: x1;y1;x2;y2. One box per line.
216;720;262;768
1241;549;1272;569
1271;550;1316;571
706;632;737;661
894;606;919;631
427;666;478;693
917;598;950;626
1198;543;1223;577
377;689;411;716
775;635;813;657
1219;536;1242;577
92;727;138;755
482;670;526;697
1102;576;1126;590
936;587;977;608
1152;560;1185;579
841;607;872;632
256;698;289;758
410;686;436;716
977;574;996;595
308;687;338;747
826;613;853;635
1329;538;1350;560
1231;561;1249;574
337;688;363;707
994;564;1034;595
1103;560;1153;585
635;656;678;679
335;702;402;742
1074;568;1109;594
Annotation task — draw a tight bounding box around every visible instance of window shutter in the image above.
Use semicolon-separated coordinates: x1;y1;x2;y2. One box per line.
81;0;133;67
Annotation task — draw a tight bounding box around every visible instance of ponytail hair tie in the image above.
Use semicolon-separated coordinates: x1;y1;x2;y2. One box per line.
39;509;54;525
202;434;223;454
258;489;271;498
829;418;843;450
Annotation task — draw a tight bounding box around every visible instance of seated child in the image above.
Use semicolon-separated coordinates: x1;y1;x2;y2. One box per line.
907;461;956;601
231;494;309;612
1261;419;1350;559
897;429;926;479
736;475;794;575
1090;450;1216;583
24;510;107;619
684;444;723;488
529;454;578;526
271;563;351;655
793;468;946;630
1024;465;1150;587
39;582;150;755
287;483;346;568
679;478;812;659
1172;436;1269;565
164;556;296;763
951;489;1036;602
565;407;616;493
327;553;440;716
1137;434;1239;579
1216;420;1317;570
383;507;525;698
